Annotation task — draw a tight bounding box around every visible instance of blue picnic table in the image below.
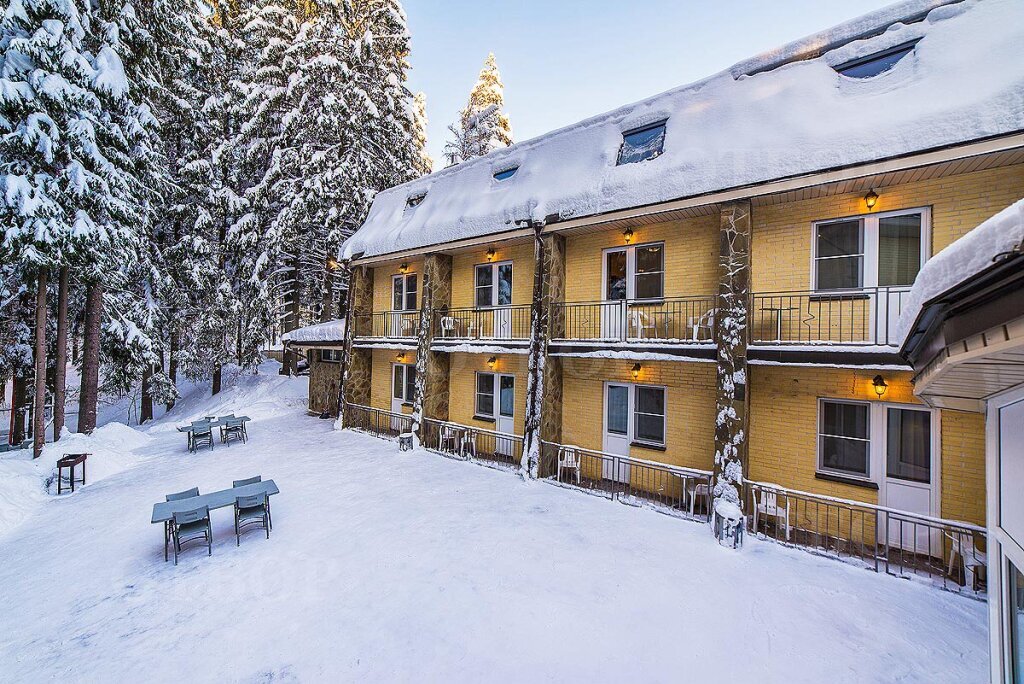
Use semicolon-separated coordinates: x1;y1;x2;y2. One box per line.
177;415;251;450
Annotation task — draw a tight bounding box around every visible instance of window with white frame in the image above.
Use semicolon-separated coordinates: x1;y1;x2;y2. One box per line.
392;273;417;311
392;363;416;404
605;243;664;301
319;349;343;363
475;372;496;417
817;399;871;478
475;262;513;308
634;386;666;446
813;209;928;291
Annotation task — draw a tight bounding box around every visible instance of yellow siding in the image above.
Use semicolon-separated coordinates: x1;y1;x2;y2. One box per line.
751;165;1024;292
448;352;528;435
450;241;535;308
369;348;417;412
371;260;422;313
560;358;716;471
939;410;986;526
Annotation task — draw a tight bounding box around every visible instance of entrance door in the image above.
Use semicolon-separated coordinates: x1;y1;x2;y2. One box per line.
392;274;417;337
391;363;415;431
495;374;516;456
602;249;627;340
881;406;935;552
602;383;632;483
476;262;513;338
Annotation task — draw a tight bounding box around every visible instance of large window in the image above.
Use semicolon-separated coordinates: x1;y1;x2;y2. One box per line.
818;400;871;478
605;243;664;301
475;372;495;417
475;262;513;308
392;364;416;403
634;386;666;446
617;121;666;165
392;273;417;311
813;209;927;291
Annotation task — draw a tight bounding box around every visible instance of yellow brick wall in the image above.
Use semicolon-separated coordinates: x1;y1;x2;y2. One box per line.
564;215;719;302
372;260;422;313
751;165;1024;292
450;241;535;308
369;348;417;413
748;365;985;524
560;358;717;471
448;352;528;435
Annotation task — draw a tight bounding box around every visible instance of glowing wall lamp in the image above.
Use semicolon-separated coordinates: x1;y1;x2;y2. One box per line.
396;352;406;362
623;228;634;244
486;247;496;261
487;356;498;370
631;363;642;380
864;189;879;210
872;374;888;398
399;262;409;274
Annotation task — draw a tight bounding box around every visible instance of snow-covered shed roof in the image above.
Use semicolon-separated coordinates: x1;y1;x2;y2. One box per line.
282;319;346;345
343;0;1024;261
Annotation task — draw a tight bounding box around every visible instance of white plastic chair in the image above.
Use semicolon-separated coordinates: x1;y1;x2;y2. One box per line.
440;425;459;453
557;446;581;484
401;316;416;336
460;430;477;458
688;308;717;341
629;310;656;339
440;316;456;337
755;489;791;540
946;530;986;590
689;483;710;517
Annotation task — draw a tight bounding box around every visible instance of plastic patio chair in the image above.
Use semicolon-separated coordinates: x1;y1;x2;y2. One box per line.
233;476;270;529
755;489;791;541
163;487;200;561
688;308;717;341
440;425;460;453
946;530;987;590
234;493;271;545
220;416;246;445
172;505;212;565
440;316;456;338
557;446;581;484
191;421;214;452
629;310;656;339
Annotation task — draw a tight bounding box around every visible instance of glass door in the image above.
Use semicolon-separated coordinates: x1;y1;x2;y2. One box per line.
874;213;922;344
496;375;515;456
602;249;627;339
881;406;934;553
602;383;631;483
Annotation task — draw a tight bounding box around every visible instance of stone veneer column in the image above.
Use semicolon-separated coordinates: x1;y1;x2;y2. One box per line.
338;265;374;424
523;231;565;479
712;201;752;514
412;254;452;443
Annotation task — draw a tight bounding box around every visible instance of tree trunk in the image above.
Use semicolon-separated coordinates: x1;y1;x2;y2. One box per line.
321;247;334;323
11;373;27;445
140;364;153;423
71;317;80;365
53;266;69;440
78;281;103;434
167;331;178;410
212;364;222;395
32;270;48;458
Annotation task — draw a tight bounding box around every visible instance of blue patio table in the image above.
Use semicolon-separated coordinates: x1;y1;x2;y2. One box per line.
152;479;279;561
177;416;252;450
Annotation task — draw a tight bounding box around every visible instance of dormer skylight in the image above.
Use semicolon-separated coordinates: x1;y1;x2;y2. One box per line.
493;167;519;181
406;192;426;209
617;121;667;166
835;41;918;78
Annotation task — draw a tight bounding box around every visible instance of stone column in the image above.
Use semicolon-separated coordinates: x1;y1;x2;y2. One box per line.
523;231;565;479
339;265;374;424
412;254;452;443
712;201;752;514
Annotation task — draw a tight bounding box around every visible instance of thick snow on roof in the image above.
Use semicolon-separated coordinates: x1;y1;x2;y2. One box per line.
344;0;1024;261
896;198;1024;342
282;319;346;344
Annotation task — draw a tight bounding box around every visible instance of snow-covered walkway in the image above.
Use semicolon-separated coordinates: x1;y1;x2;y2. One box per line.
0;373;987;682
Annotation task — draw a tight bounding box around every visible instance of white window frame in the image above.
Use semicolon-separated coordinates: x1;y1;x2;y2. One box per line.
319;348;343;363
475;371;497;419
601;242;665;302
811;207;931;292
392;273;417;312
392;363;416;404
474;261;513;309
816;398;873;480
632;384;667;447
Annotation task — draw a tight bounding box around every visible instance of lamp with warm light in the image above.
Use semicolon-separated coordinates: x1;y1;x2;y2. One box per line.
486;247;496;261
399;262;409;274
631;363;641;380
487;356;497;369
872;374;888;398
396;352;406;362
623;228;634;244
864;189;879;210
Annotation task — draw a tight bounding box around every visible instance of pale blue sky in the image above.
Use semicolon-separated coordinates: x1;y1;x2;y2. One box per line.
403;0;896;168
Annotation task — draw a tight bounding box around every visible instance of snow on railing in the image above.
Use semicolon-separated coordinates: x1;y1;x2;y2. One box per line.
433;306;532;341
352;311;419;339
750;287;911;346
552;296;717;343
344;403;412;440
421;417;523;467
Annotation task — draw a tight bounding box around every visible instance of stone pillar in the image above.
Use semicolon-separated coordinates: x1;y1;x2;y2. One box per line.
339;265;374;424
412;254;452;442
523;231;565;478
712;201;752;514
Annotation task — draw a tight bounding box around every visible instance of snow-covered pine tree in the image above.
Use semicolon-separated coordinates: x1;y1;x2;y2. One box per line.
443;52;512;167
411;91;432;176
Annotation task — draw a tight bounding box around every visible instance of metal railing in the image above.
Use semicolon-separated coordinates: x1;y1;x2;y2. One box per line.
343;403;412;440
421;417;524;466
745;481;987;597
540;440;713;522
750;287;911;346
552;297;717;343
433;305;532;341
352;311;420;339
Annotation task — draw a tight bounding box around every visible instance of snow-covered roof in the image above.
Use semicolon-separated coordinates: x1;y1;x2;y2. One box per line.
343;0;1024;261
282;319;346;345
896;198;1024;343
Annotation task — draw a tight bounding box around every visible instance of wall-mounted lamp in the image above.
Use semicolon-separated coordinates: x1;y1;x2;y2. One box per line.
398;262;409;274
326;256;340;271
864;189;879;210
631;363;642;380
623;228;634;244
486;247;496;261
487;356;498;370
872;374;888;398
396;352;406;362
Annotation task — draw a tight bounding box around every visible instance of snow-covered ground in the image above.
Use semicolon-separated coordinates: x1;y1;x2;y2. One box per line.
0;363;987;683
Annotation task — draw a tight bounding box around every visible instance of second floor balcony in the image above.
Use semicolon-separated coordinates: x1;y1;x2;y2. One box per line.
353;310;420;340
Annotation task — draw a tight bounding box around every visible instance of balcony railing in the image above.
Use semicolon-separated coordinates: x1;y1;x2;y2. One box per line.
433;305;532;341
421;417;524;466
539;440;713;522
552;297;718;343
751;287;910;346
745;481;987;597
353;311;420;339
344;403;412;439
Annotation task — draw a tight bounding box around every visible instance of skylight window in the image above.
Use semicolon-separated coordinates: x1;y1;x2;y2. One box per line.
835;42;917;79
406;192;426;209
617;121;666;166
493;167;519;181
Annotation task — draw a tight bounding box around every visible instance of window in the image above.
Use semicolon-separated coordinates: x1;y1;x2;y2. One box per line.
392;363;416;403
493;167;518;181
607;385;629;436
617;121;666;165
886;408;931;484
836;42;917;79
634;386;666;446
818;400;870;478
605;243;664;301
406;192;426;209
319;349;343;363
813;209;927;291
392;273;417;311
476;372;495;417
475;262;513;308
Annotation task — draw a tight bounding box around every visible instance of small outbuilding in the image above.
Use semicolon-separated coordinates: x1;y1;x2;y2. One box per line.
282;319;346;416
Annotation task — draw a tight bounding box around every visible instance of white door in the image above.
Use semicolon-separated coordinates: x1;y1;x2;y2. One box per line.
601;249;628;340
495;375;516;456
602;383;632;483
391;364;414;431
880;406;936;553
392;274;417;337
476;262;513;338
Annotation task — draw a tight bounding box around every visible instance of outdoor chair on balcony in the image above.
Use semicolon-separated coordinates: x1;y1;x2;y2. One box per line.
688;308;717;341
629;310;657;339
754;489;791;541
946;530;987;590
460;430;477;458
557;446;581;484
190;421;214;452
234;493;271;545
401;317;416;337
440;316;456;338
171;505;212;565
233;476;272;529
440;425;460;454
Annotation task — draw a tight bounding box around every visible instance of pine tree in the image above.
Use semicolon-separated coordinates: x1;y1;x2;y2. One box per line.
443;52;512;166
411;90;432;176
